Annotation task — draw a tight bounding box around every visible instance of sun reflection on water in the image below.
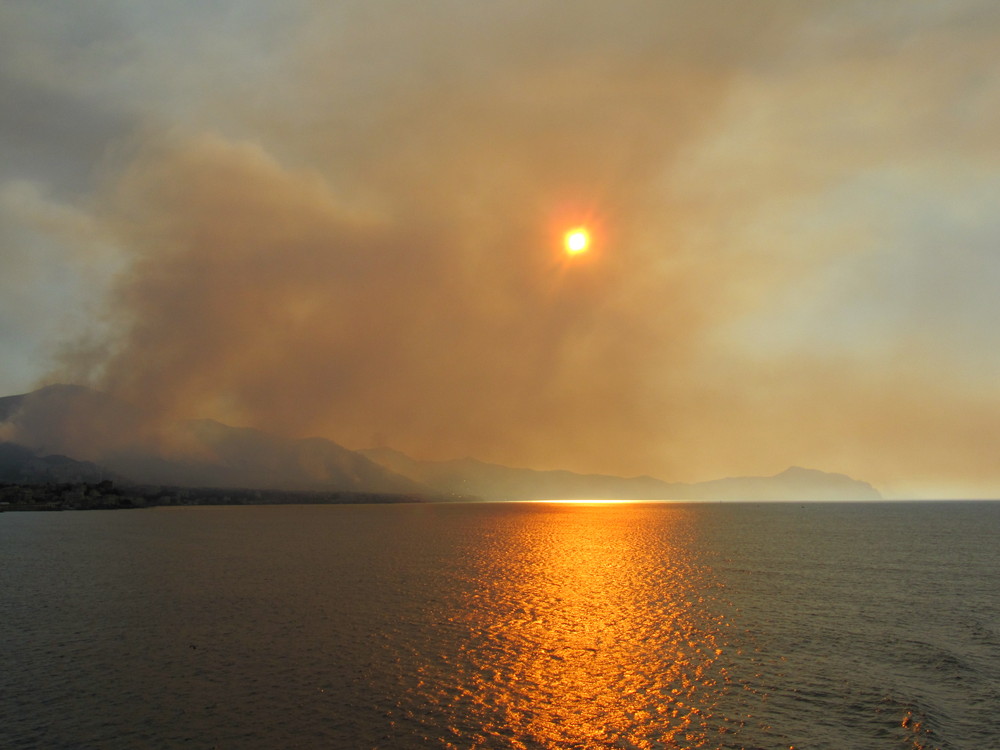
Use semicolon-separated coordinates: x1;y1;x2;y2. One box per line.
522;498;643;505
456;504;740;748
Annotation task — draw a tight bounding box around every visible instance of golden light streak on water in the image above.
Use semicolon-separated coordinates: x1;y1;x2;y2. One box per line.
520;498;644;505
454;504;738;748
5;503;998;747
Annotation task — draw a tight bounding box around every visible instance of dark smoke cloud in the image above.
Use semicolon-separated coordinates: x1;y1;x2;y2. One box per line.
72;3;814;474
84;130;712;473
5;0;998;496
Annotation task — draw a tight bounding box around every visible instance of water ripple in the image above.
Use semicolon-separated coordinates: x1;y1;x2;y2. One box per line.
1;501;999;748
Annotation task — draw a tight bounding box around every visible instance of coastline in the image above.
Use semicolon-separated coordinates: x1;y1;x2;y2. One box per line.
0;481;434;512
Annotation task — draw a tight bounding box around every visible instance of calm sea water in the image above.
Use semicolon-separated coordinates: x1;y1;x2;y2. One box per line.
2;501;998;749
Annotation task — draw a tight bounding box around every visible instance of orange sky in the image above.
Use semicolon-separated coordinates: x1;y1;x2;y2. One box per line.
1;1;999;497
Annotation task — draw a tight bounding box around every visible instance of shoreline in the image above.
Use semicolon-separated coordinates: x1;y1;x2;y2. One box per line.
0;481;444;512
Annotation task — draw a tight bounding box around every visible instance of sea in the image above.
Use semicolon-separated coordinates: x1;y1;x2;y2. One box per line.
2;500;998;749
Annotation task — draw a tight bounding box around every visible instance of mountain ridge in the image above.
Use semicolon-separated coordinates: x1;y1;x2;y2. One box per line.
0;385;418;494
359;448;881;501
1;385;881;500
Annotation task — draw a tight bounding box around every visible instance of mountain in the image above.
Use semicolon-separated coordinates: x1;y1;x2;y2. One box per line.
112;419;421;493
0;442;114;484
0;384;143;462
1;384;881;500
361;447;684;500
0;385;419;494
682;466;882;501
361;448;882;501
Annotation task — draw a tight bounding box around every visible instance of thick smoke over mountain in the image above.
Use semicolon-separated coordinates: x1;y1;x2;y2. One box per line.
3;1;1000;496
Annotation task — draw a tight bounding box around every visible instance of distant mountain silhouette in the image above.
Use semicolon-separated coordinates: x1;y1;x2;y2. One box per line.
681;465;882;501
0;442;115;484
119;419;420;493
360;447;682;500
0;385;418;493
361;448;882;501
0;384;143;462
1;384;881;500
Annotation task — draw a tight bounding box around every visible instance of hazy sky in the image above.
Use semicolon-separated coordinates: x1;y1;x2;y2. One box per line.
2;1;999;497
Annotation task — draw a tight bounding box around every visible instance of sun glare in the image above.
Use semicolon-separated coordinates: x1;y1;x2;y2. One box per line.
564;228;589;255
524;498;642;505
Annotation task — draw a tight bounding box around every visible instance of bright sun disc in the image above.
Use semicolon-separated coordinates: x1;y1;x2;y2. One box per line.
564;228;589;255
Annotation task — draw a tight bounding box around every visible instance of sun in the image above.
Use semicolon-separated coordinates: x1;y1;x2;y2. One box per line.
564;228;590;255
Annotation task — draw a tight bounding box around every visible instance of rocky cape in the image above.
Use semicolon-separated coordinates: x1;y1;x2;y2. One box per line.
1;384;881;502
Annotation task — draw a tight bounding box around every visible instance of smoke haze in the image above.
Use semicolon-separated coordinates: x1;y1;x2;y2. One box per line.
3;1;1000;497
